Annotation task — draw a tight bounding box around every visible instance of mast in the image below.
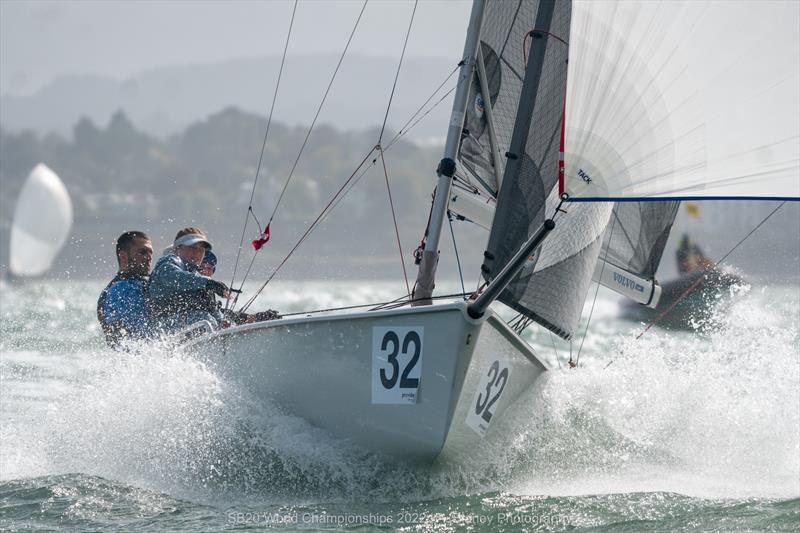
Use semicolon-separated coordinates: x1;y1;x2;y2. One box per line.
412;0;487;306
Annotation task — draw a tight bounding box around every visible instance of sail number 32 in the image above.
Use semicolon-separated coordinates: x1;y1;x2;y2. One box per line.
372;326;424;404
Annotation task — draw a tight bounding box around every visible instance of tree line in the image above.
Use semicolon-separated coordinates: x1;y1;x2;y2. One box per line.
0;108;480;280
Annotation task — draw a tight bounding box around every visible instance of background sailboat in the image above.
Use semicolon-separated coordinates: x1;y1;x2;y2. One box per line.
7;163;73;278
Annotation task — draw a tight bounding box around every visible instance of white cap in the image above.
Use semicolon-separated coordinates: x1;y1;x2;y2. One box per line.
173;233;212;249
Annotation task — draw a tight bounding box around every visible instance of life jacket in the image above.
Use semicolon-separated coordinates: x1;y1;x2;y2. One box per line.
97;272;150;348
147;286;218;325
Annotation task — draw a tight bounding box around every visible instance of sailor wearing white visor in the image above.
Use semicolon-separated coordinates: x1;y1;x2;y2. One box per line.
148;227;231;333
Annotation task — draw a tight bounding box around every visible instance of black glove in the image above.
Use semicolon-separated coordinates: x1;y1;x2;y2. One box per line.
223;310;249;325
206;279;230;298
253;309;281;321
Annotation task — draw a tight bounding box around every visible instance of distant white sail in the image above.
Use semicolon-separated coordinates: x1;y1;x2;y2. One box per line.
563;0;800;200
9;164;73;277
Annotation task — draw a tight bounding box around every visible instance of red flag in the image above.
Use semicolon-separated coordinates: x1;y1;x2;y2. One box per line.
251;224;271;250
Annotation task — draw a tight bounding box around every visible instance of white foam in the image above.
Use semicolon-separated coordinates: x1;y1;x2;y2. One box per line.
1;280;797;503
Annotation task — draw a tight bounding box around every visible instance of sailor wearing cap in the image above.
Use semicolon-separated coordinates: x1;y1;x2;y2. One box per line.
148;227;231;333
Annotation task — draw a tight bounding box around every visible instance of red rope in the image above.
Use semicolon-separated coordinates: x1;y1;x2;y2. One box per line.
635;269;710;340
635;201;787;339
523;28;569;67
378;145;411;298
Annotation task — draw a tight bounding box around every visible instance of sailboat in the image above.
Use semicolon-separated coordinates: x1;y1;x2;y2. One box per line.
8;164;73;278
619;225;746;331
187;0;799;461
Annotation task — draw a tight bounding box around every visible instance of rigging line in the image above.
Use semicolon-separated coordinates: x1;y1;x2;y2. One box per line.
370;292;415;311
574;213;617;367
373;291;469;311
294;146;386;253
634;201;787;340
229;0;298;304
451;181;482;197
327;156;377;216
378;0;418;144
234;42;455;289
326;72;455;218
267;0;369;227
549;330;562;369
569;340;573;368
375;291;471;311
239;146;378;313
374;298;418;311
522;27;569;68
278;292;407;318
385;65;460;147
447;212;467;298
249;127;415;309
385;85;458;151
234;51;457;311
240;146;377;311
452;173;480;193
378;146;411;298
277;290;470;317
231;252;258;309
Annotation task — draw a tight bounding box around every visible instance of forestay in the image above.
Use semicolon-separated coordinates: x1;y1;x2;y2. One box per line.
563;0;800;200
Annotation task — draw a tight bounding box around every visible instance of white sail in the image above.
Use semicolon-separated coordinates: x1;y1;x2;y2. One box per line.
563;0;800;200
9;164;73;277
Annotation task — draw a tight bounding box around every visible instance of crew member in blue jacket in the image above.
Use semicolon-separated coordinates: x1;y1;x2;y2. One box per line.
97;230;154;349
148;227;231;333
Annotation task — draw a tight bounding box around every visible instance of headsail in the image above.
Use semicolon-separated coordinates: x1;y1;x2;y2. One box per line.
594;202;680;307
563;0;800;200
603;203;679;279
9;164;73;277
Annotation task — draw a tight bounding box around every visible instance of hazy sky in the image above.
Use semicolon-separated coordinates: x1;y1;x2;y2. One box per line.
0;0;472;96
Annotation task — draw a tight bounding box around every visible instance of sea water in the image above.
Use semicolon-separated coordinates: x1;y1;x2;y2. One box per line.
1;279;798;531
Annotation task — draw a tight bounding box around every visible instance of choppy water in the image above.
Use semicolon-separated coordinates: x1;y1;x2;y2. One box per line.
1;279;798;531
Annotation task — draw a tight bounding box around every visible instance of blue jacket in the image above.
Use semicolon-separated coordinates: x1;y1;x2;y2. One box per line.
97;273;151;349
148;253;222;333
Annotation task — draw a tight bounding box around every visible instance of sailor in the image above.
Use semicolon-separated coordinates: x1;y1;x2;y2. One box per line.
148;227;231;333
198;249;228;324
200;249;281;325
199;248;217;277
676;233;714;275
97;230;154;349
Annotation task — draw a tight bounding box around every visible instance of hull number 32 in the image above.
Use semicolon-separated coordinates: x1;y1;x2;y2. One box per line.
372;327;424;404
466;359;511;437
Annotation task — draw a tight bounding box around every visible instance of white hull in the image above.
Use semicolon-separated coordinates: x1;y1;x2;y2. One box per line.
187;301;548;461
